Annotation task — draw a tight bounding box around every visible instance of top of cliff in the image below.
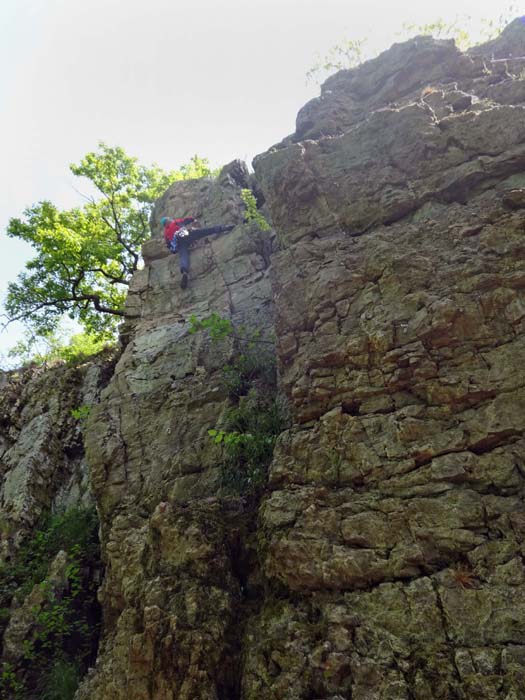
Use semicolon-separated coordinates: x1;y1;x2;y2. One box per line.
258;17;525;148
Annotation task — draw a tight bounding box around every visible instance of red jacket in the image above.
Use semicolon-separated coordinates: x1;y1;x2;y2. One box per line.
163;217;195;245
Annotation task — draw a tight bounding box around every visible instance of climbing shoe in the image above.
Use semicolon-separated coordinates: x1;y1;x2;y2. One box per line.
180;271;188;289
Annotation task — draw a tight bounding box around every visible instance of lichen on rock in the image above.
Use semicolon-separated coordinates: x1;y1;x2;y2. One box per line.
0;356;112;696
3;19;525;700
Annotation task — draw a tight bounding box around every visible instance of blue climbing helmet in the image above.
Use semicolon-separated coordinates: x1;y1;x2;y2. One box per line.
160;216;170;226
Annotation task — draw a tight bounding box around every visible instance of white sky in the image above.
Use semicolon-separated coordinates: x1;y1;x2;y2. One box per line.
1;0;523;360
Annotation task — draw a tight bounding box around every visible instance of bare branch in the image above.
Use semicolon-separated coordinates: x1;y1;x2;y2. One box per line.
5;294;126;325
99;212;139;271
71;184;97;205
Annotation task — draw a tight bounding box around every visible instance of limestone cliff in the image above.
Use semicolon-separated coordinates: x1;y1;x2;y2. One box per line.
76;162;276;699
0;357;115;552
250;21;525;699
0;354;115;696
3;19;525;700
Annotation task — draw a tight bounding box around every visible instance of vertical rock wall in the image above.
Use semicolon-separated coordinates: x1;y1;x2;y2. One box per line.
0;357;114;554
78;163;275;699
0;354;115;690
79;21;525;700
250;20;525;700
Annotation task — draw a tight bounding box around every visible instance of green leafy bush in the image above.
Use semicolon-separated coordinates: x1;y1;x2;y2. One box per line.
190;311;286;494
188;312;234;341
9;508;100;595
241;189;271;231
221;342;276;398
0;662;25;699
211;390;287;493
40;659;81;700
8;329;115;368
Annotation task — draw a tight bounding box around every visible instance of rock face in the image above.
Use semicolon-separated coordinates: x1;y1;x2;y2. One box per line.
0;355;114;693
0;357;114;555
77;163;276;699
78;20;525;700
251;20;525;700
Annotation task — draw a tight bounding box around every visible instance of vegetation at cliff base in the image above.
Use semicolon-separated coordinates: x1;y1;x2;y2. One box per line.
0;507;101;700
8;327;115;368
4;145;216;341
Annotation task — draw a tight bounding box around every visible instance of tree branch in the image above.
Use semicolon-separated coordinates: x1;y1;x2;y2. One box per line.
5;294;126;325
99;211;139;271
86;267;130;285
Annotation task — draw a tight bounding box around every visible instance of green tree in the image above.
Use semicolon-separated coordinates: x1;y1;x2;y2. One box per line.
4;145;216;338
8;327;114;367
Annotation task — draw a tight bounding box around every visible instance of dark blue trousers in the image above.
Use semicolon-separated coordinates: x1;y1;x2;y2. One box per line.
172;226;231;272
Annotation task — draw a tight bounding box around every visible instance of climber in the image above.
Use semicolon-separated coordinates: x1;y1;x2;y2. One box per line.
161;216;235;289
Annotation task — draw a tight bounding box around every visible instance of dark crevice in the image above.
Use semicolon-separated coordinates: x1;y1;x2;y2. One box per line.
341;399;361;416
216;508;265;700
469;430;522;454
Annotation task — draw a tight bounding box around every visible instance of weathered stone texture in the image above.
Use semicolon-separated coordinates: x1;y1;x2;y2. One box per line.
0;356;114;688
0;356;114;556
80;20;525;700
77;163;274;699
249;18;525;700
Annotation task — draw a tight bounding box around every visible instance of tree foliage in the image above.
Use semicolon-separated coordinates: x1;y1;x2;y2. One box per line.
307;6;519;83
8;328;114;367
4;145;216;338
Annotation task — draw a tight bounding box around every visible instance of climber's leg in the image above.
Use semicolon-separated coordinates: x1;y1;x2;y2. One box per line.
178;242;190;289
188;225;234;243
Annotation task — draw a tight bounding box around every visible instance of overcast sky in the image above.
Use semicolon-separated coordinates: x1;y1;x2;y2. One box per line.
1;0;523;360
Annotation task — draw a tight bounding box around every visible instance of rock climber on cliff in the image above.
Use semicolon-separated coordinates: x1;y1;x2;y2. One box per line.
161;216;235;289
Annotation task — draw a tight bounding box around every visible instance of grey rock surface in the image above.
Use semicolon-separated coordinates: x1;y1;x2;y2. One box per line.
0;357;114;556
56;19;525;700
77;165;275;699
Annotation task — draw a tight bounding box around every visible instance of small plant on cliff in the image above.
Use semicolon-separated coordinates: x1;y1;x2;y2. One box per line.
190;312;286;493
40;659;81;700
210;390;287;493
307;38;366;82
240;189;271;231
188;312;234;341
307;7;520;82
3;145;217;341
70;404;92;422
221;342;276;398
189;313;276;396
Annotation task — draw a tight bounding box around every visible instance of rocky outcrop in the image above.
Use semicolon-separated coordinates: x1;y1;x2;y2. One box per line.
77;163;275;699
75;18;525;699
251;18;525;699
0;356;115;556
0;355;114;695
